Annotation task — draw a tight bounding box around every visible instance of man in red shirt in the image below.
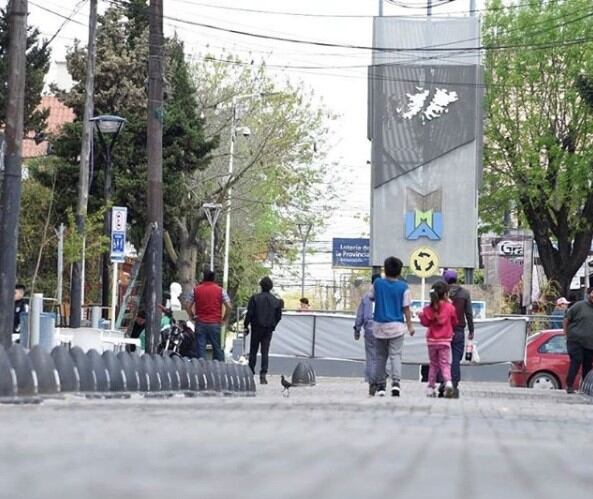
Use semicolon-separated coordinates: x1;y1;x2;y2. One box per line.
187;270;232;361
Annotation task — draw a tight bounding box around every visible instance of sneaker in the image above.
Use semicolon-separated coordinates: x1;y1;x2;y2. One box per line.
376;384;386;397
259;374;268;385
437;384;445;398
444;381;454;398
391;382;400;397
426;387;436;398
369;383;377;396
452;387;460;399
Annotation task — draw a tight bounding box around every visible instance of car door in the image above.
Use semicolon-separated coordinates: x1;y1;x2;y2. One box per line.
537;334;570;387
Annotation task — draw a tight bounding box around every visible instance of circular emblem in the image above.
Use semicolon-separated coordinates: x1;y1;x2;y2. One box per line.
409;247;439;278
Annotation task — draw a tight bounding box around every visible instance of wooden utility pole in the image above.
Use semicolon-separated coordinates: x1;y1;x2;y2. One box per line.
70;0;98;328
145;0;164;352
0;0;27;348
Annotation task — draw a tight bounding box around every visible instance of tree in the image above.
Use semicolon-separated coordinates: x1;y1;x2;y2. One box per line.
42;2;216;299
0;7;50;133
169;55;335;300
481;0;593;296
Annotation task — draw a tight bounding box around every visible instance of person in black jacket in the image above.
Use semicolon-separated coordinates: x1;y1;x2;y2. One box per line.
244;277;283;384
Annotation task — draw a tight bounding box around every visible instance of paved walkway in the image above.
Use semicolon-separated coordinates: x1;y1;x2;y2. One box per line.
1;378;592;499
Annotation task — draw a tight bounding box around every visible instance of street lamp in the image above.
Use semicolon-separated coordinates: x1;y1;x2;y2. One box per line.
203;203;222;271
221;92;279;293
90;114;126;316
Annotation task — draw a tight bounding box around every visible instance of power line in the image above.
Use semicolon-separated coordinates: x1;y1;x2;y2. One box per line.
29;0;88;28
110;0;593;54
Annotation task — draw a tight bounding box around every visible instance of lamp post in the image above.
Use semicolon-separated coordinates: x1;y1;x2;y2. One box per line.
221;92;279;293
90;115;126;317
297;222;312;299
203;203;222;271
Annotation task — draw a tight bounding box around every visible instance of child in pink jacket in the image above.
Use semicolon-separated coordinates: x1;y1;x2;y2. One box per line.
419;281;458;398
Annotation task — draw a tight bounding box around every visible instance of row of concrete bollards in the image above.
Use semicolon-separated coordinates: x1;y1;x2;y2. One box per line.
580;370;593;397
0;343;256;403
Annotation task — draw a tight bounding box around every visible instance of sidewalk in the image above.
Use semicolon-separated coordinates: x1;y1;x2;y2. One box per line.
0;379;591;499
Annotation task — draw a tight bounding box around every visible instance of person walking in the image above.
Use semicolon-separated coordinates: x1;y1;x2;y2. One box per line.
550;297;569;329
14;284;28;337
369;257;415;397
419;281;458;398
563;287;593;393
442;269;475;398
187;270;232;362
243;277;283;384
354;274;380;395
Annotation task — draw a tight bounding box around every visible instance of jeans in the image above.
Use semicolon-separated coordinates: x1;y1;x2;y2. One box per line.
249;327;273;375
363;334;377;383
195;323;225;362
566;340;593;389
427;344;452;388
451;326;465;388
372;335;404;387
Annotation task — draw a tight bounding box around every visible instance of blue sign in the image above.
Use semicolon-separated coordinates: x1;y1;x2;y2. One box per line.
332;238;370;268
110;206;127;262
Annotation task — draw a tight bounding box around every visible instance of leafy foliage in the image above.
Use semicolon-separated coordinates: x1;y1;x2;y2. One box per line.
482;0;593;295
0;7;51;132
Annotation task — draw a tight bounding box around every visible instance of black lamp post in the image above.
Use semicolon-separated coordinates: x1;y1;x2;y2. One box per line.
90;115;126;316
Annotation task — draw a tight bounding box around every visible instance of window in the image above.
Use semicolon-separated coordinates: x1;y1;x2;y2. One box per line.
539;335;567;354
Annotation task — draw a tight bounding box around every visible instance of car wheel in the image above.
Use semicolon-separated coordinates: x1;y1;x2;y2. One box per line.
528;372;559;390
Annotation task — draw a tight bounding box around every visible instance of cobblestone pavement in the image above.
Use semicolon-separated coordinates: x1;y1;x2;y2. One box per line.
1;378;592;499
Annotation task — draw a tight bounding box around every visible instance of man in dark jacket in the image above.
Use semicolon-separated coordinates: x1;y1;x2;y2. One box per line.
563;287;593;393
443;269;474;398
244;277;283;384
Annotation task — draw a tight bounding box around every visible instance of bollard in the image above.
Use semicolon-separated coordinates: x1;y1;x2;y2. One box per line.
232;364;246;395
91;306;102;329
87;350;110;394
8;344;38;396
223;363;235;394
291;361;317;387
28;345;60;396
140;354;161;392
151;354;172;392
0;345;17;399
162;354;180;391
206;360;222;394
29;293;43;348
173;356;190;391
128;352;148;392
117;351;140;392
70;346;95;393
242;364;256;396
102;351;128;393
581;370;593;396
214;360;231;396
191;359;209;394
51;346;79;392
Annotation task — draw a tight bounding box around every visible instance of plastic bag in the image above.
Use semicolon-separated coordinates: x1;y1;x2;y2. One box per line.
471;341;480;364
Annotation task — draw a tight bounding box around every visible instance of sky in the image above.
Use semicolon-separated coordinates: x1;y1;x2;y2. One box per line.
9;0;483;297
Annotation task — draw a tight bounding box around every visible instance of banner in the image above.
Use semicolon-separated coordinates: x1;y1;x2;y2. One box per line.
368;17;482;268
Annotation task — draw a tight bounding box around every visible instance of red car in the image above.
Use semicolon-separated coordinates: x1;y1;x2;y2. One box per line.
509;329;580;390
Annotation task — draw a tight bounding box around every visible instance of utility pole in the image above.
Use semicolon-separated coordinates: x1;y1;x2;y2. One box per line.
56;223;65;306
145;0;164;352
297;222;312;299
70;0;98;328
427;0;432;17
0;0;27;348
378;0;383;16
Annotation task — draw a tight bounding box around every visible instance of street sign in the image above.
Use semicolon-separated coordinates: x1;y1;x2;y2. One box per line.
110;206;127;262
409;247;439;278
332;238;370;268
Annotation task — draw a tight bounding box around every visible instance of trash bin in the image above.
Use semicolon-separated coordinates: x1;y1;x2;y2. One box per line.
19;312;57;351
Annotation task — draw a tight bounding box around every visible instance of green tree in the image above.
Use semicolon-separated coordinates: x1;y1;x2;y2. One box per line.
481;0;593;296
173;55;335;301
42;1;216;288
0;7;51;132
